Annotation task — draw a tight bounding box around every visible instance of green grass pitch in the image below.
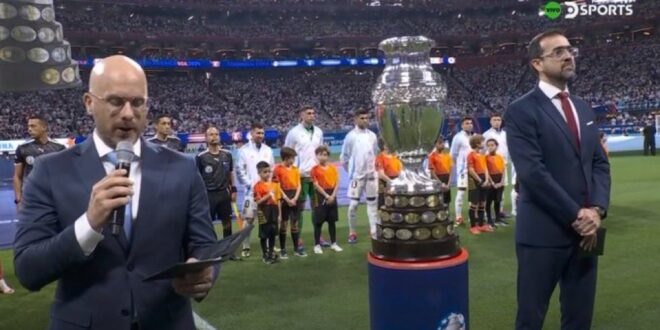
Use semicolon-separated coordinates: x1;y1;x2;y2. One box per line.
1;154;658;329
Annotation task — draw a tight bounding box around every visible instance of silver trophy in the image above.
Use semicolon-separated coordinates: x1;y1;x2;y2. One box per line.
372;36;459;261
0;0;81;91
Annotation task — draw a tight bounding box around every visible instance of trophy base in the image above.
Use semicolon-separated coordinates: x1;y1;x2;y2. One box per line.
371;237;460;262
373;177;460;262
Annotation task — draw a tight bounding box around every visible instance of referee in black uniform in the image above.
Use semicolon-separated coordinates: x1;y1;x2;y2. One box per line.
196;127;238;251
148;114;184;151
13;115;65;212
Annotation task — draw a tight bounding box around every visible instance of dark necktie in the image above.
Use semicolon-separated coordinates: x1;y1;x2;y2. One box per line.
557;92;580;150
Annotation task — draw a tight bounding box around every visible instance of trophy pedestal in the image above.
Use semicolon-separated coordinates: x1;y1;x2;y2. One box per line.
368;249;469;330
373;185;460;261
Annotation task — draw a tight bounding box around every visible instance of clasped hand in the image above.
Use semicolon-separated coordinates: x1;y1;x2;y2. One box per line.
572;208;601;251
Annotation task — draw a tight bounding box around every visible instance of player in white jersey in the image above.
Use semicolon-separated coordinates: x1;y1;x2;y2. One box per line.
235;122;275;257
340;108;379;243
284;105;326;247
449;117;474;225
482;114;512;223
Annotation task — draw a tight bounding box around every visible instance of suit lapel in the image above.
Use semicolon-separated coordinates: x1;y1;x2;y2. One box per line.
129;140;167;252
73;138;130;255
532;88;580;156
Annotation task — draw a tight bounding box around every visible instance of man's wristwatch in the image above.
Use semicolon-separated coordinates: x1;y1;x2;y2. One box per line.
14;199;20;204
591;206;606;219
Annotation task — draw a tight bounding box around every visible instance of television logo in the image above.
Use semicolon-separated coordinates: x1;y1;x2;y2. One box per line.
543;1;634;20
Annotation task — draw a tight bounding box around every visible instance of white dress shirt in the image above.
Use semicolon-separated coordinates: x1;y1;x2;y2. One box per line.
538;80;581;139
74;131;142;255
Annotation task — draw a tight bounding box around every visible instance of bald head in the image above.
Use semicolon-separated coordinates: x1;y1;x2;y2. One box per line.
89;55;147;96
206;126;220;147
84;55;149;148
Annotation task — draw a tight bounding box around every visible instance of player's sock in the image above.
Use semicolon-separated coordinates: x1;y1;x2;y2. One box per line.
223;227;232;239
314;222;323;246
347;199;359;234
267;235;276;258
279;232;287;251
260;238;268;258
511;190;518;215
455;190;465;220
366;198;378;238
468;205;477;227
328;221;337;244
291;232;300;251
478;207;486;226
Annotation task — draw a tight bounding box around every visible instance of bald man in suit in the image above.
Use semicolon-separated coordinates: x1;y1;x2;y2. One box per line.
14;56;218;330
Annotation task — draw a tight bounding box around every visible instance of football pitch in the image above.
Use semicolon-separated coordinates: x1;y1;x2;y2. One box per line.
0;154;658;329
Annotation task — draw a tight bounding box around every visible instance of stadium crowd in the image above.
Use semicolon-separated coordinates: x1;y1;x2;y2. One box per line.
0;30;657;140
56;3;656;41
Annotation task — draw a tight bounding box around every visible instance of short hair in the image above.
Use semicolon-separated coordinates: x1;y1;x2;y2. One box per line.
490;114;502;119
28;114;47;127
469;134;484;149
436;135;444;144
528;30;566;74
315;145;329;155
256;161;271;171
300;105;314;113
486;138;499;146
354;107;370;117
250;122;264;130
461;117;473;125
156;113;171;124
280;147;297;160
377;137;386;151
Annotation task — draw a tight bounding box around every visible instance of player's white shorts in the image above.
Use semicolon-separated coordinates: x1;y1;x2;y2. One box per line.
242;193;258;219
456;171;468;189
348;175;378;200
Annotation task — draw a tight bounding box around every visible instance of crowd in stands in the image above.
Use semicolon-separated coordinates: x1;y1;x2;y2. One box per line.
56;3;656;41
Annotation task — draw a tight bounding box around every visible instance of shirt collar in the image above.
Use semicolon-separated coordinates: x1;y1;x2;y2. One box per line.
93;130;142;159
538;80;569;100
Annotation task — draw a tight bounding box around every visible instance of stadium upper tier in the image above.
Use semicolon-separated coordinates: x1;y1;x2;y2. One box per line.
51;0;657;56
1;36;657;140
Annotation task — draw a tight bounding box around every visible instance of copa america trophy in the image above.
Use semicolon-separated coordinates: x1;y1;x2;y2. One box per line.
0;0;81;91
372;36;459;261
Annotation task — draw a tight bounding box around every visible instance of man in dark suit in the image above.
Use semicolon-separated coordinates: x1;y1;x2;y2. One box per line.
642;120;656;156
504;31;611;330
14;55;218;330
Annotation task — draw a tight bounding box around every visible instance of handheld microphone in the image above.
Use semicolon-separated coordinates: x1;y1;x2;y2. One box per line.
111;140;134;236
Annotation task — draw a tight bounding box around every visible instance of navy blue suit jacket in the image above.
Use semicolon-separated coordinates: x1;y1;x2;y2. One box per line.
505;87;610;247
14;138;218;330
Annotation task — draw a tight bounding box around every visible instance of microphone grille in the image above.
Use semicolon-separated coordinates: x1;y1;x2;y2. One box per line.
116;140;135;163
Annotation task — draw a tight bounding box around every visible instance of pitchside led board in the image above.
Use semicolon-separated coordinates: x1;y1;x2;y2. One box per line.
0;0;81;92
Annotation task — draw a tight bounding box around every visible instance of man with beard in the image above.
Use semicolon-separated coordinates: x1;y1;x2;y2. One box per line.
284;106;326;247
340;108;379;242
236;122;274;258
482;114;512;224
505;31;610;330
147;114;184;152
449;117;475;226
13;115;65;212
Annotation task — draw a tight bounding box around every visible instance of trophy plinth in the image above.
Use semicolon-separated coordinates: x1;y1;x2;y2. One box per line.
372;170;459;261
